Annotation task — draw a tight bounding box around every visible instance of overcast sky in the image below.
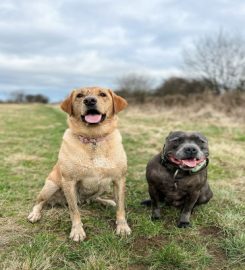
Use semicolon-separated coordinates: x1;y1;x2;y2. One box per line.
0;0;244;101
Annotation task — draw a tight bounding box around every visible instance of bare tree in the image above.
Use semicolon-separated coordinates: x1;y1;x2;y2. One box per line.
183;30;245;94
116;73;153;102
116;73;153;93
10;90;26;103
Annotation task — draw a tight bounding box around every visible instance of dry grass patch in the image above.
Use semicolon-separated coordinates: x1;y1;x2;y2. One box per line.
0;217;28;249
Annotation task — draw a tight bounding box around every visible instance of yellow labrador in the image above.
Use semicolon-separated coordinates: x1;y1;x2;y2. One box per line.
28;87;131;241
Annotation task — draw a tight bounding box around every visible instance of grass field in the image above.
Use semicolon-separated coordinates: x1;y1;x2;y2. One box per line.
0;103;244;270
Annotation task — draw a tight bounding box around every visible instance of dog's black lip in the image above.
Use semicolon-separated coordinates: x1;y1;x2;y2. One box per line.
81;109;106;124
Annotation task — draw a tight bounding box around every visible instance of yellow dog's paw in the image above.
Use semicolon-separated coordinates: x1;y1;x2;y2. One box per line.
27;211;41;223
70;225;86;242
116;221;131;236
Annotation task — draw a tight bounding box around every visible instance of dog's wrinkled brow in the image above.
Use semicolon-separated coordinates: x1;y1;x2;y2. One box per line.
168;135;184;142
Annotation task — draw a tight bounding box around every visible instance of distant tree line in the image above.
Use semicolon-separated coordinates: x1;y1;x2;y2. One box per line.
3;90;49;104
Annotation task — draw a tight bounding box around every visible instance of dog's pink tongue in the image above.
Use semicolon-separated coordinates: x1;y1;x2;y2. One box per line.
182;159;197;167
85;114;102;123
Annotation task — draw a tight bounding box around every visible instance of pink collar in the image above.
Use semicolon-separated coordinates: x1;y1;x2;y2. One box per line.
78;135;106;145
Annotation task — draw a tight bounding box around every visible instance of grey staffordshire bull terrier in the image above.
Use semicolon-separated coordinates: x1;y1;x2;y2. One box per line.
142;131;213;228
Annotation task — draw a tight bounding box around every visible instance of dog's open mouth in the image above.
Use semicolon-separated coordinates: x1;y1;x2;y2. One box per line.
169;156;206;168
81;109;106;124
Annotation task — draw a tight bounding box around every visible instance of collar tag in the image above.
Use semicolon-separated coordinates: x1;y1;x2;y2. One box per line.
174;169;179;179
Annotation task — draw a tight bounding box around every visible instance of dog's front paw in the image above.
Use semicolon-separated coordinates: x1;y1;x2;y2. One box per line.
151;215;160;221
177;221;192;228
116;221;131;236
151;209;161;220
70;225;86;242
28;211;41;223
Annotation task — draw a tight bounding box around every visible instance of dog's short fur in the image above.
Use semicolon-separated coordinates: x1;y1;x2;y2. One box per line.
142;131;213;227
28;87;131;241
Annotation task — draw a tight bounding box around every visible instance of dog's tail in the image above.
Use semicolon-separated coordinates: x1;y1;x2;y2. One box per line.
140;199;152;207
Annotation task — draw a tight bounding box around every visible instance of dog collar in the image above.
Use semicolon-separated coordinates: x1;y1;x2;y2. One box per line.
190;159;207;173
78;135;106;145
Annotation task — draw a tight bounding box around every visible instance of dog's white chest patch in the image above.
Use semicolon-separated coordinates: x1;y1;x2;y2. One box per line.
93;157;111;168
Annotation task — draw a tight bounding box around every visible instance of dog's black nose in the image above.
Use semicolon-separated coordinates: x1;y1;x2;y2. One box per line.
83;97;97;106
184;146;198;156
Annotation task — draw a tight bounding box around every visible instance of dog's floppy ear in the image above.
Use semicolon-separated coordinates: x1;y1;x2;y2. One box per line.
196;132;208;144
109;89;128;113
166;131;173;141
60;91;74;116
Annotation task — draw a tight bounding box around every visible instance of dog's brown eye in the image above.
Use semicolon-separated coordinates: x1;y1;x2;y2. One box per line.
99;92;107;97
77;93;84;98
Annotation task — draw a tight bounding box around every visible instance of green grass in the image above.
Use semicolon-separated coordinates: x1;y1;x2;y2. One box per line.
0;104;244;270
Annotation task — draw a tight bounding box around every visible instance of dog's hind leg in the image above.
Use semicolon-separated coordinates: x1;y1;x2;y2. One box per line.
94;197;116;207
28;180;59;223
